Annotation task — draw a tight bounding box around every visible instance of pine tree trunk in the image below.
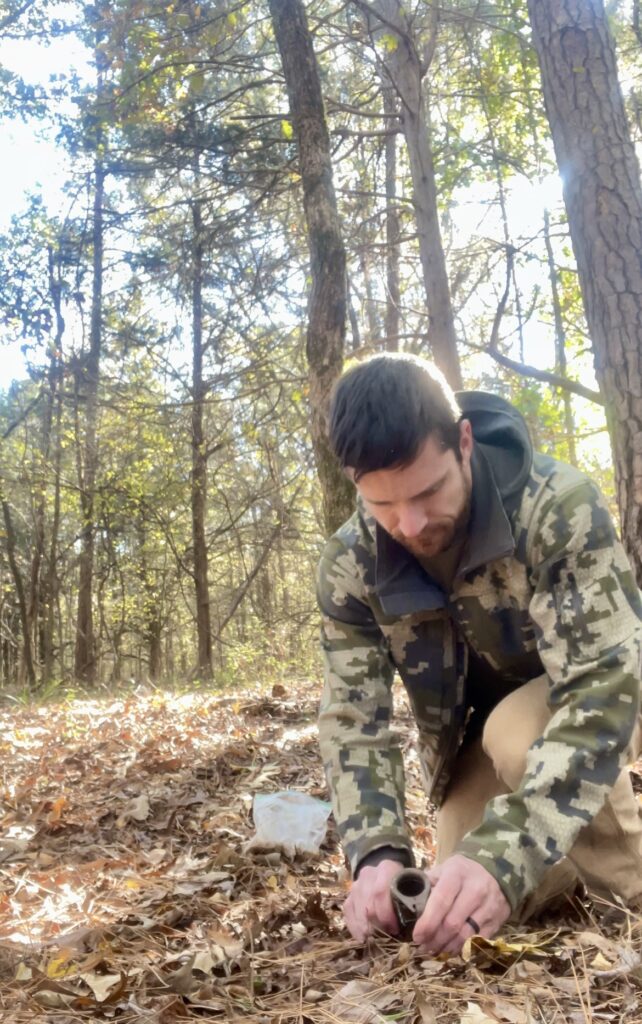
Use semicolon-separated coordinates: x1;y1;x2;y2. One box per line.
42;245;65;684
528;0;642;580
74;154;104;684
383;85;401;350
269;0;354;535
190;197;213;680
543;208;577;466
370;0;462;388
1;489;36;690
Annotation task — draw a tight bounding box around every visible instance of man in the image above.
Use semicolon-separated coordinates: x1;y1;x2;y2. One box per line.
317;353;642;955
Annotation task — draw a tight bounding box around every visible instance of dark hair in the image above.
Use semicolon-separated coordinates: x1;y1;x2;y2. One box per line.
329;353;462;479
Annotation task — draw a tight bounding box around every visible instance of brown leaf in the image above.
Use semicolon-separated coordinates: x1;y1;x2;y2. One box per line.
328;980;399;1024
460;1003;499;1024
415;990;437;1024
165;957;198;996
79;970;124;1003
32;989;78;1009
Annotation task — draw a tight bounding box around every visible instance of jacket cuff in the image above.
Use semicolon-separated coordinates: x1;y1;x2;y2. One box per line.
354;844;413;879
345;830;414;878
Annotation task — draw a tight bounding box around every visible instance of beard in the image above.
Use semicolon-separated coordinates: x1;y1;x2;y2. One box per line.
392;520;460;558
392;479;472;559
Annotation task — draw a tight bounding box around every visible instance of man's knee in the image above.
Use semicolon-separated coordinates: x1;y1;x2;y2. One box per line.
482;675;551;790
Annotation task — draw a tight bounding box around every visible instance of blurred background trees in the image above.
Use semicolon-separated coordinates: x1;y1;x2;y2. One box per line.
0;0;640;690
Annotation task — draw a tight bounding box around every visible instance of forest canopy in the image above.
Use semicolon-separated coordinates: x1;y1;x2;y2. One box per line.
0;0;641;692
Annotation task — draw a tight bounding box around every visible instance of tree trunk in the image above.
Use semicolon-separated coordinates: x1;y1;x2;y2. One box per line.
543;208;577;466
190;197;213;680
1;487;36;690
42;244;65;684
528;0;642;580
368;0;462;388
269;0;354;535
360;249;380;344
382;84;401;350
74;152;104;685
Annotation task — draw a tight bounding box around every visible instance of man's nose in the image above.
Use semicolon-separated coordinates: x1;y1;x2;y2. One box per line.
397;505;427;539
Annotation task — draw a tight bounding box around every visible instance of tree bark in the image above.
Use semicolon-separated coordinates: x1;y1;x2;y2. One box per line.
269;0;354;535
42;244;65;684
543;208;578;466
1;488;36;690
190;196;213;680
75;5;108;684
382;84;401;349
365;0;462;388
74;151;103;685
528;0;642;580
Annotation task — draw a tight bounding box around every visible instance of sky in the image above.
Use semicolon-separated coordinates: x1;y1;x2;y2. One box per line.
1;30;91;223
0;28;91;385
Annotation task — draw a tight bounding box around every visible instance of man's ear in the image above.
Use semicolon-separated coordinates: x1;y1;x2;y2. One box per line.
344;466;356;482
459;418;473;458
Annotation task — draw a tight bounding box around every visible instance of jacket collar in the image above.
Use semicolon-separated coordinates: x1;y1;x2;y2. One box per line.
372;443;515;616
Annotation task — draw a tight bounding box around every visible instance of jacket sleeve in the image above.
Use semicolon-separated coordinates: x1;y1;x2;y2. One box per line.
456;480;642;911
317;536;413;874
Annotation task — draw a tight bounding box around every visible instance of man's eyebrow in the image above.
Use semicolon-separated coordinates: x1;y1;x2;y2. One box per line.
366;473;448;506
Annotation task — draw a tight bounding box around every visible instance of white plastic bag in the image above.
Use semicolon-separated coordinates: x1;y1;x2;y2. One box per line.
245;790;332;857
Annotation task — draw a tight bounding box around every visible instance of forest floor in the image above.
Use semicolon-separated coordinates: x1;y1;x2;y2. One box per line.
0;679;641;1023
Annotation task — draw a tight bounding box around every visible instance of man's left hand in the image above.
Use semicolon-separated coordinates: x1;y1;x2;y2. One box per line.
412;854;510;955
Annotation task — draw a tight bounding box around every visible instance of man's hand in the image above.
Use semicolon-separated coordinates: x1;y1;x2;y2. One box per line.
412;854;510;955
344;860;406;940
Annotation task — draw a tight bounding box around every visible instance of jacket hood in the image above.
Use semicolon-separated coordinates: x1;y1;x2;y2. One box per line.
457;391;533;509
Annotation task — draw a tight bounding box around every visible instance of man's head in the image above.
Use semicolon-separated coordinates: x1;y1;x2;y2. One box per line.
329;353;473;557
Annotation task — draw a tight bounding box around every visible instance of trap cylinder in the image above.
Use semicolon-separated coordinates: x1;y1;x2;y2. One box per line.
390;868;431;937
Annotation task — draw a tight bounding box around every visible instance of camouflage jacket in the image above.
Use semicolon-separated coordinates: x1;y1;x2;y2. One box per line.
317;392;642;911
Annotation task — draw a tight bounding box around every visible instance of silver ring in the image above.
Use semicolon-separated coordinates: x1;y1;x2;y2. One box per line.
466;915;480;934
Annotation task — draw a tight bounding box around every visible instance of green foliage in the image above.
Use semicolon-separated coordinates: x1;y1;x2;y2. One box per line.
0;0;627;690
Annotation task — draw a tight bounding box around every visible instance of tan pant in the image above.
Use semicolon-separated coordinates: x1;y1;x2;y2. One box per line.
436;675;642;918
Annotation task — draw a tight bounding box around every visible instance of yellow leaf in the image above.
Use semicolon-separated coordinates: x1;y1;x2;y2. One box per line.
281;119;293;140
380;32;399;53
266;874;278;889
46;955;76;979
461;934;552;965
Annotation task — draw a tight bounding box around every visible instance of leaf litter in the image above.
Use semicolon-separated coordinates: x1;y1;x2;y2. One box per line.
0;680;641;1022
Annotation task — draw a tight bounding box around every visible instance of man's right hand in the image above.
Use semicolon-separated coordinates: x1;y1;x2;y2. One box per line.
343;859;407;940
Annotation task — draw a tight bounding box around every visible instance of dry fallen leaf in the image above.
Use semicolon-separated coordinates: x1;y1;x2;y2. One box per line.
415;989;438;1024
128;793;150;821
485;995;532;1024
32;989;77;1009
328;979;400;1024
80;970;123;1002
460;1001;499;1024
192;949;216;974
462;933;553;968
2;684;641;1024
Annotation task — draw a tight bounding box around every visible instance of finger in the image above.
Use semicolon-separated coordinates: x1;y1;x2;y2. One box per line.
435;883;511;956
369;887;399;935
416;876;487;953
344;893;369;942
412;870;463;948
438;911;486;955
